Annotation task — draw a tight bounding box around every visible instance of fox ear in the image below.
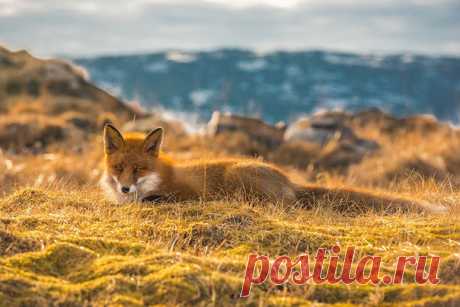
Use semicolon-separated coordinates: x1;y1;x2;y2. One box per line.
144;127;163;156
103;124;124;154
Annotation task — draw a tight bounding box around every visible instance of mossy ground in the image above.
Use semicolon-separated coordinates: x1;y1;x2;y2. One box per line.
2;45;460;306
0;187;459;306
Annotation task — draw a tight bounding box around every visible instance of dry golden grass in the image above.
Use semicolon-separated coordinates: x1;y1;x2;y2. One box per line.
348;124;460;190
0;123;459;305
0;186;459;306
2;45;459;304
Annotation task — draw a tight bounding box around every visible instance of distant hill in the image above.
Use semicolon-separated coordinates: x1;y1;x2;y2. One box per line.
0;46;141;152
74;49;460;123
0;46;137;120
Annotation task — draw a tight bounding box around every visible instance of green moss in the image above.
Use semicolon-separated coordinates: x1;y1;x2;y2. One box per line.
438;254;460;284
0;230;42;256
307;284;373;304
64;238;145;256
6;243;97;278
0;188;459;305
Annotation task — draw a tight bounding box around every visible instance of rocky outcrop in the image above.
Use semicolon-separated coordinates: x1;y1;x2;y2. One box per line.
122;115;185;136
0;46;139;121
285;112;379;151
207;111;285;149
347;108;452;136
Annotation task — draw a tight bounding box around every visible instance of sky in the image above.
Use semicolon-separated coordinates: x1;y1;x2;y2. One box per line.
0;0;459;57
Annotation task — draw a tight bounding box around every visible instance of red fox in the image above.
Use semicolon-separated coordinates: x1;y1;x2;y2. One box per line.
100;124;447;214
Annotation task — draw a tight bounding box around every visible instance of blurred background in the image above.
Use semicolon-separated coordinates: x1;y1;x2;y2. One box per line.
0;0;460;193
1;0;460;123
3;3;460;305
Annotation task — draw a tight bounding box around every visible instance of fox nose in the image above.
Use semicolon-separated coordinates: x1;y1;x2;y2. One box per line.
121;186;130;194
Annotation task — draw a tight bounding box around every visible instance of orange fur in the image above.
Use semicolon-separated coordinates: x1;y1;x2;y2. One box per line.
101;124;447;214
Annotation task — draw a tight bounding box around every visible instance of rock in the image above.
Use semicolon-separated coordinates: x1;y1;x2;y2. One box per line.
0;116;67;152
60;112;97;132
315;142;371;171
285;112;378;151
122;115;185;137
207;112;285;149
350;108;451;136
284;111;380;172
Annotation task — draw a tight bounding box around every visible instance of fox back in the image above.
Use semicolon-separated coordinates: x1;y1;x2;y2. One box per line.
99;124;447;215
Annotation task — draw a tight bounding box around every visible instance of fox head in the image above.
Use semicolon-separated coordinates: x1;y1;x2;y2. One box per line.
101;124;166;202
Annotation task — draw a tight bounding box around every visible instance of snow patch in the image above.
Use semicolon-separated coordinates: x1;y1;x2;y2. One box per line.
166;51;196;63
285;65;303;79
98;81;123;97
237;59;267;71
145;61;169;73
189;89;214;107
323;53;383;68
280;82;297;100
401;53;415;64
312;83;350;96
149;106;203;134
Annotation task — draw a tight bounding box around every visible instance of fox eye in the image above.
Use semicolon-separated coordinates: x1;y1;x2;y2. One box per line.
114;164;124;172
133;166;146;173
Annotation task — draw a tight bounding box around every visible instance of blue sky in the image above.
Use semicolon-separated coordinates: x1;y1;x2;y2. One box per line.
0;0;459;57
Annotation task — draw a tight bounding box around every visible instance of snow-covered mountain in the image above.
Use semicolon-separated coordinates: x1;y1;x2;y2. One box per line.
74;49;460;123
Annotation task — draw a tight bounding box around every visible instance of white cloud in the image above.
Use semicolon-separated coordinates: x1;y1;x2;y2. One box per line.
166;51;196;63
0;0;458;56
204;0;301;9
443;42;460;54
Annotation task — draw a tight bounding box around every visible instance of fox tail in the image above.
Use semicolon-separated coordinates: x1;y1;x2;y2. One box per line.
294;184;448;215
